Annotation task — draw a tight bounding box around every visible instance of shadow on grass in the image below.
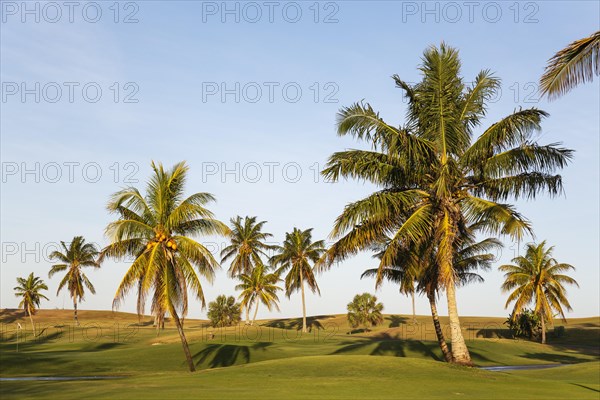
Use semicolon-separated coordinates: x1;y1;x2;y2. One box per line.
521;352;592;364
263;315;334;332
331;333;443;361
0;309;26;324
193;342;273;368
386;315;409;328
570;383;600;393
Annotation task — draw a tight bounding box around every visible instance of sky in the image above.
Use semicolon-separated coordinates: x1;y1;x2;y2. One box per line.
1;1;599;321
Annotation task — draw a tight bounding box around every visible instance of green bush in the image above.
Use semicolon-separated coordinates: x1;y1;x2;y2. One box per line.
505;309;541;339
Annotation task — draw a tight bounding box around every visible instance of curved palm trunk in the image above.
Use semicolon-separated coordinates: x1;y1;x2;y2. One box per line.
411;291;417;323
300;270;307;333
252;301;260;325
427;291;452;363
540;313;546;344
446;281;471;365
73;301;79;326
245;304;250;325
27;306;36;337
171;308;195;372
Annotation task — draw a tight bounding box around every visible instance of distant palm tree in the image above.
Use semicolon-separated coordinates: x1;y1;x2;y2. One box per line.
222;216;274;323
236;263;281;325
346;293;384;331
100;161;230;372
540;31;600;99
318;43;572;364
500;241;578;344
207;295;242;327
49;236;99;326
271;228;325;333
14;273;49;336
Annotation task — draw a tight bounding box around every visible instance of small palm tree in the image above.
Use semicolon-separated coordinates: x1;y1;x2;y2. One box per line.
540;31;600;99
221;216;274;323
49;236;99;326
236;263;281;325
14;273;49;336
271;228;325;333
207;295;242;327
346;293;384;331
100;161;230;372
500;241;579;344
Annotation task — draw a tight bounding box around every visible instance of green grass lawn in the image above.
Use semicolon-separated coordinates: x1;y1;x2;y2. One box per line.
1;309;598;399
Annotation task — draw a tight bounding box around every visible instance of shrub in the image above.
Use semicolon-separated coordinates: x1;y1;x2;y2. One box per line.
505;309;541;339
207;295;242;327
347;293;384;331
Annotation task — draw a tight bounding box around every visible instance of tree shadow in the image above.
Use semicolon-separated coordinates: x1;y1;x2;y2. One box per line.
263;315;333;332
521;352;591;364
332;333;442;361
470;327;514;339
0;309;26;324
570;383;600;393
192;342;273;368
386;315;409;328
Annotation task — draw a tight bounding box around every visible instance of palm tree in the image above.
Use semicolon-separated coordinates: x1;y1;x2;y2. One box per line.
500;241;578;344
207;295;242;327
14;273;49;336
362;231;501;363
99;161;230;372
318;43;573;364
236;263;281;325
221;216;274;323
346;293;384;331
271;228;325;333
49;236;99;326
540;31;600;99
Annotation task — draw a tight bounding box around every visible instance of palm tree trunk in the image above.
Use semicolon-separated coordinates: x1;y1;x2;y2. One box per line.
245;304;250;325
171;308;196;372
300;270;307;333
28;306;36;337
252;301;260;325
427;291;452;363
73;301;79;326
411;291;417;324
446;281;471;365
540;313;546;344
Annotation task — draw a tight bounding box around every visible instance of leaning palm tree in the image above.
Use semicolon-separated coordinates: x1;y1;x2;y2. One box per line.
271;228;325;333
221;216;274;323
99;161;230;372
236;263;282;325
500;241;578;344
14;273;49;336
540;31;600;99
318;43;572;364
49;236;99;326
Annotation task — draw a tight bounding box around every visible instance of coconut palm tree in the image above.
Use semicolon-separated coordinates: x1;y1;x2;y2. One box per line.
207;295;242;328
221;216;274;323
346;293;384;331
271;228;325;333
236;263;281;325
49;236;99;326
99;161;230;372
362;230;501;362
14;273;49;336
500;241;578;344
318;43;573;364
540;31;600;99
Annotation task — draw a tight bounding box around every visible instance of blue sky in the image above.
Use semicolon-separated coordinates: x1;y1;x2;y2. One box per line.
1;1;599;320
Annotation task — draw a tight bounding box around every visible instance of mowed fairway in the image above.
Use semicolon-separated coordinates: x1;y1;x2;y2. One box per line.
1;310;598;399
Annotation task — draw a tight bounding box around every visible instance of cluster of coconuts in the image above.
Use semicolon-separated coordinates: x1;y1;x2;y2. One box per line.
146;232;177;251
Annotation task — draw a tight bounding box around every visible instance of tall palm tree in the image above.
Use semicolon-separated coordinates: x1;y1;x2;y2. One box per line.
271;228;325;333
99;161;230;372
318;43;573;364
14;273;49;336
500;241;578;344
221;216;273;323
236;263;281;325
540;31;600;99
49;236;99;326
362;231;501;363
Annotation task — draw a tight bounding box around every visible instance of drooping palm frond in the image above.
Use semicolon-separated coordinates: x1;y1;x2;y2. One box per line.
540;31;600;99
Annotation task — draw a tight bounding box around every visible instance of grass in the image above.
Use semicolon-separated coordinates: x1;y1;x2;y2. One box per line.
0;309;598;399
